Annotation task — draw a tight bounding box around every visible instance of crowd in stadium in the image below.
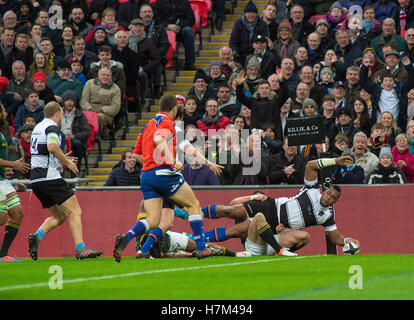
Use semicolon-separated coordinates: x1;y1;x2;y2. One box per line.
1;0;414;188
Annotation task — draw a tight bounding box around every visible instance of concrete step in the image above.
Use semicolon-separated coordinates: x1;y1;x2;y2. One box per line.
211;34;231;42
163;90;188;96
98;161;118;168
199;49;220;57
169;83;193;91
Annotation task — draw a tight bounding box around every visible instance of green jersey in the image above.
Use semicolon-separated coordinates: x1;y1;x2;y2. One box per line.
0;132;8;181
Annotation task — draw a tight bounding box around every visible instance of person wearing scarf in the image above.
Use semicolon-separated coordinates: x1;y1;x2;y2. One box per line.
196;98;231;137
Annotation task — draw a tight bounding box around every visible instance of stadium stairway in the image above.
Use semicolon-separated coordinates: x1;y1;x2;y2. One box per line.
81;1;269;186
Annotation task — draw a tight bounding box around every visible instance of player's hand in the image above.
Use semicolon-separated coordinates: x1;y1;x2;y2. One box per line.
174;162;184;171
12;159;30;174
4;168;14;178
345;237;360;249
66;159;79;176
336;155;354;166
206;161;224;176
276;223;284;234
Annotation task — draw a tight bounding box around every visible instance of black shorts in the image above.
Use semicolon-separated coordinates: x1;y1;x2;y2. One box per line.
242;198;279;231
31;179;75;209
163;197;183;209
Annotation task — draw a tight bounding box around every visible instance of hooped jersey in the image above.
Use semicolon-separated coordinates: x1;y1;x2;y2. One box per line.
134;112;177;171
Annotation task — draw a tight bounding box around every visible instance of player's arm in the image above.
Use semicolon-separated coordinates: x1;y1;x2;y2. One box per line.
0;158;30;174
230;193;267;205
133;131;144;164
47;131;79;176
327;229;360;248
182;143;224;176
304;155;354;181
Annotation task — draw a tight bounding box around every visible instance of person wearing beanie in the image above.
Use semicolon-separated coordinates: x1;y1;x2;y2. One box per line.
315;18;336;50
245;34;279;80
208;61;227;91
301;98;318;117
85;24;114;55
366;144;407;184
245;57;263;94
47;59;83;101
187;69;216;115
323;1;347;32
273;21;300;62
329;106;359;145
32;71;56;105
229;0;269;65
317;67;334;93
354;47;385;82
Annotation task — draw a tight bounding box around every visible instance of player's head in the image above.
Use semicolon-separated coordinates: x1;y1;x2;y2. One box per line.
321;185;341;206
252;190;265;196
160;94;178;118
44;101;63;125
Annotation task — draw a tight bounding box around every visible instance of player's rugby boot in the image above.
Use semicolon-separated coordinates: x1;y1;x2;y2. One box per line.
76;248;103;260
113;234;127;263
28;233;40;261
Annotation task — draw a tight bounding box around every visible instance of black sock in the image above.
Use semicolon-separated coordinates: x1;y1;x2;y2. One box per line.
258;224;282;253
289;244;301;252
221;247;236;257
0;222;20;257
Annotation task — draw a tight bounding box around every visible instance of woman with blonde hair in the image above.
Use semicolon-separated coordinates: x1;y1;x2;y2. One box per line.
392;133;414;183
27;51;54;78
406;120;414;155
272;21;300;60
379;111;401;147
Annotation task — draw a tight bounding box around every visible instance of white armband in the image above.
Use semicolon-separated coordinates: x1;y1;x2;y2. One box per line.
316;158;337;169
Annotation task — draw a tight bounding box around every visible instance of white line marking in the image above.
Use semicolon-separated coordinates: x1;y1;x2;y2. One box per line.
0;255;324;292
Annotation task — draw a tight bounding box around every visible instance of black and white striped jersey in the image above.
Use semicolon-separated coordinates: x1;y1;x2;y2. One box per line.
30;118;63;183
275;179;337;232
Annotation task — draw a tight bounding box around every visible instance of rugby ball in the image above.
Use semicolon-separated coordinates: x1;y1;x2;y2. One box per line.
342;241;360;255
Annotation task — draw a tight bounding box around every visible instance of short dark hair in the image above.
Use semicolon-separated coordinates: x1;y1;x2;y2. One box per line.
121;148;133;161
98;45;112;54
159;95;177;112
332;185;341;194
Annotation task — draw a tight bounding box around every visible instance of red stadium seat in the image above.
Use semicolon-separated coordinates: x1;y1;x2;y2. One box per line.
309;14;325;25
190;3;202;34
190;0;209;28
149;0;156;4
166;30;176;68
82;111;99;152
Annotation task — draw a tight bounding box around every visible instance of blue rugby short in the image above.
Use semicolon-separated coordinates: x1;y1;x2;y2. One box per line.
140;166;185;200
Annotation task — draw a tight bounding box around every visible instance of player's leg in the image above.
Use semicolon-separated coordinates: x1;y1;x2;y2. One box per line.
168;182;210;257
278;230;310;252
0;192;24;258
59;194;103;259
202;204;249;220
204;219;251;242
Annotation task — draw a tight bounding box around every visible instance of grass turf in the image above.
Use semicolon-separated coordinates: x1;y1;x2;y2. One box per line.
0;254;413;300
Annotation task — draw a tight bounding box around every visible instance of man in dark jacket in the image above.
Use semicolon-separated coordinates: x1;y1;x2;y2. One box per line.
268;137;306;184
154;0;196;70
245;34;279;80
0;28;28;79
229;1;269;65
61;91;91;171
289;4;314;46
334;29;362;69
104;149;141;186
117;0;148;29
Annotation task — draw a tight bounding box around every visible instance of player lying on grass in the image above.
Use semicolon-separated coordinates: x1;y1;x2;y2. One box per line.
175;155;361;255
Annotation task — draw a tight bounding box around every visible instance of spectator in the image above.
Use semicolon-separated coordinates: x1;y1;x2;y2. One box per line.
197;98;231;137
367;122;387;157
332;81;348;112
236;70;288;131
279;98;294;140
350;97;371;137
232;115;248;136
183;95;201;129
229;0;269;65
15;124;33;177
15;1;36;32
366;144;406;183
65;36;98;75
363;8;381;42
260;122;283;156
379;111;402;147
85;25;113;55
80;67;121;131
330;107;360;145
244;58;263;94
239;105;252;129
60;91;91;171
291;82;310;115
0;28;28;79
372;0;398;24
262;3;278;42
407;88;414;121
316;49;346;83
306;32;324;66
3;10;27;35
117;0;147;30
348;14;370;52
334;29;363;69
154;0;196;70
280;57;300;97
128;18;161;109
68;6;93;39
267;73;280;92
47;60;83;101
344;65;362;103
140;3;170;99
397;0;414;36
35;9;58;46
208;61;227;92
32;71;56;105
374;50;408;83
27;51;55;78
298;65;326;107
87;45;126;95
403;27;414;61
406;120;414;154
86;7;125;46
317;67;335;94
332;147;365;184
39;37;63;72
321;94;337;137
351;131;379;178
5;60;32;108
359;56;414;130
371;18;407;62
354;47;385;83
392;133;414;182
219;46;242;80
89;0;119;23
315;19;335;52
217;84;239;119
182;148;220;186
68;56;87;87
14;89;44;131
246;34;279;80
289;4;314;45
14;33;34;69
268;136;305;184
54;24;77;58
228;132;269;185
104;148;141;186
28;23;42;54
273;22;299;61
293;46;308;73
187;69;217;115
323;1;347;32
299;98;319;157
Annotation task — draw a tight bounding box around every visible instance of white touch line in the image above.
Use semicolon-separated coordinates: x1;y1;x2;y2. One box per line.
0;255;323;292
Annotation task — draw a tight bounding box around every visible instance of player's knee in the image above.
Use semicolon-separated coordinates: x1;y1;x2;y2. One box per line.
253;212;265;223
56;215;67;225
9;207;24;223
